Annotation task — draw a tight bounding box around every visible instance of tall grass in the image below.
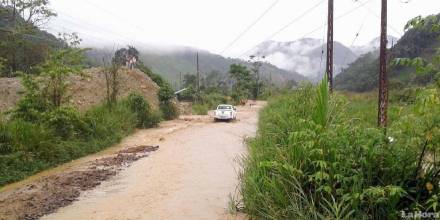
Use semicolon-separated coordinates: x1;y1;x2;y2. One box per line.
241;79;440;219
0;94;159;186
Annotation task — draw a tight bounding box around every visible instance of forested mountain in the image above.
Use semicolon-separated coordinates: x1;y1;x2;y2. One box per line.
246;38;358;81
335;14;440;92
86;47;307;88
351;35;398;56
0;5;62;76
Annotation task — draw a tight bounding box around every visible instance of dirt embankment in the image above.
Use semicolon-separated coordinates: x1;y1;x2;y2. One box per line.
0;67;160;112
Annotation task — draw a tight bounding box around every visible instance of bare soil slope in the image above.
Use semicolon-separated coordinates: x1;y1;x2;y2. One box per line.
0;67;160;112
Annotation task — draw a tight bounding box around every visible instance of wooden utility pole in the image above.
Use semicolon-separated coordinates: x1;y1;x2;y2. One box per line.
269;72;272;96
179;72;182;90
196;52;200;93
326;0;334;93
256;63;260;99
378;0;388;128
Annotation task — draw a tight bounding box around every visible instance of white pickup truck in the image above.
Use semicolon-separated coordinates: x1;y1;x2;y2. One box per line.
214;104;237;121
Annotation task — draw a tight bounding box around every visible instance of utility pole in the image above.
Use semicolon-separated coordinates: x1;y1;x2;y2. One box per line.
11;0;17;77
326;0;334;93
269;72;272;96
179;72;182;90
196;52;200;93
378;0;388;128
250;55;264;100
256;64;261;99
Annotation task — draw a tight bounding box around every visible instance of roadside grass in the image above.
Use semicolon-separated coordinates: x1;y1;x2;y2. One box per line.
342;91;410;127
192;104;209;115
240;80;440;219
0;94;159;187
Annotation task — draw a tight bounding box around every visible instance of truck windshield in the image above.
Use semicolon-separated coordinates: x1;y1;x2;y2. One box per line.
217;106;232;110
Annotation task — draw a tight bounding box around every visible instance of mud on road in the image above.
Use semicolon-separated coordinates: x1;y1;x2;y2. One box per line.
0;146;159;220
0;102;264;220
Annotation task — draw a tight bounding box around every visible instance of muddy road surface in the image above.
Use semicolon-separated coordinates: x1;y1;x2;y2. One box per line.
0;102;264;220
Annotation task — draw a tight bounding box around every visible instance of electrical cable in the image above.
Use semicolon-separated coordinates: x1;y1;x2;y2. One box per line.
220;0;280;55
238;0;326;58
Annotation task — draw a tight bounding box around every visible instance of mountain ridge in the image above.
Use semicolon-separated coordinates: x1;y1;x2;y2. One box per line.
335;14;440;92
246;38;358;81
86;46;307;88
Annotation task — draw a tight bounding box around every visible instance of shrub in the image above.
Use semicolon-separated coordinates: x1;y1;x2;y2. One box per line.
158;84;179;120
0;121;13;155
83;101;137;141
192;104;209;115
201;92;229;109
160;102;179;120
43;106;88;139
12;75;52;122
241;79;440;219
0;99;140;187
6;119;59;161
125;93;161;128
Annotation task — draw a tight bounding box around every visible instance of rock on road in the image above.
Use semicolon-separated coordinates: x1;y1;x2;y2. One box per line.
40;102;264;220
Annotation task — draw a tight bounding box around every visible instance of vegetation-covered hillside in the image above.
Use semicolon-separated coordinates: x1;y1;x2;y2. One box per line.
0;5;63;76
335;14;440;92
86;47;307;88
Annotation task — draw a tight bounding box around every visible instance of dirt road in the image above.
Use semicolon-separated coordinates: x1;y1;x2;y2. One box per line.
0;102;263;220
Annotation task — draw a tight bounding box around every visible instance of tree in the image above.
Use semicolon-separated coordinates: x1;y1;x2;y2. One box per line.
13;33;86;121
204;70;229;94
0;0;56;27
38;33;85;107
229;64;252;103
113;45;139;67
183;74;197;89
104;62;120;108
250;59;263;99
158;83;179;120
0;57;6;76
394;15;440;88
0;0;57;75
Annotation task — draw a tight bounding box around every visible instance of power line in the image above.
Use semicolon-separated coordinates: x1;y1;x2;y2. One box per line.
239;0;326;58
45;25;115;44
54;9;135;43
339;12;370;72
77;0;168;49
360;3;402;36
80;0;149;33
54;17;133;44
220;0;280;55
319;3;327;75
298;0;373;40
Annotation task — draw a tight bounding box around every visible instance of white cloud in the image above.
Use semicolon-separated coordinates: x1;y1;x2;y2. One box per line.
46;0;440;58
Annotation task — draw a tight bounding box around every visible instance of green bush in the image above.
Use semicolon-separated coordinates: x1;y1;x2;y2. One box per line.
192;104;209;115
12;75;52;122
160;102;179;120
241;79;440;219
156;83;179;120
125;93;160;128
43;106;88;139
0;121;13;155
201;92;229;109
0;99;140;187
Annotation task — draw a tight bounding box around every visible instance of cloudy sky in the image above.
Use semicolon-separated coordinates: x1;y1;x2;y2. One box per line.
45;0;440;57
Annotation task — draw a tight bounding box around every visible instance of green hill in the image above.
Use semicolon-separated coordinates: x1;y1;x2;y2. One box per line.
335;14;440;92
86;47;308;88
0;5;63;76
